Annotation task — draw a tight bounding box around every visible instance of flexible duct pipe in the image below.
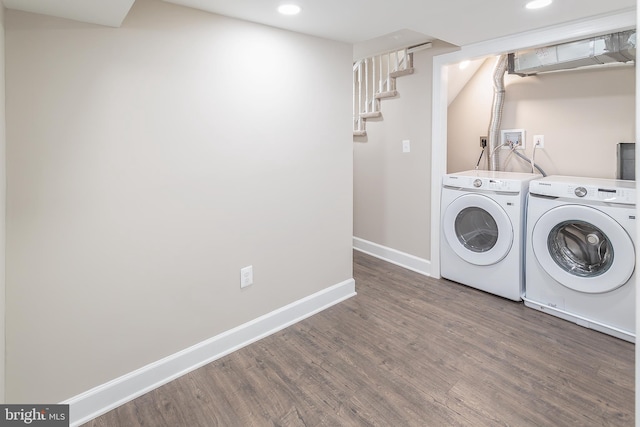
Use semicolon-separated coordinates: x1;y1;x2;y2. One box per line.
487;54;508;171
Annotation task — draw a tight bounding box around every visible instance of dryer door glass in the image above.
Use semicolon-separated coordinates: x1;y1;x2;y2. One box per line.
443;193;513;266
548;220;613;277
455;207;498;252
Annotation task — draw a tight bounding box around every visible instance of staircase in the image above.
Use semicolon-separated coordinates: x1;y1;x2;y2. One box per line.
353;47;415;137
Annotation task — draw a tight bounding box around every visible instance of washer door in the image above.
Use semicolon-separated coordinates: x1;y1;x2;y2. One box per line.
531;205;635;293
443;193;513;266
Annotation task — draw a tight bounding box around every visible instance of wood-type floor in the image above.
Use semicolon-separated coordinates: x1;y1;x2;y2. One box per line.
85;251;635;426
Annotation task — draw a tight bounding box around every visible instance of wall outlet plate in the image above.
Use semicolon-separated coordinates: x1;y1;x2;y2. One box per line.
240;266;253;288
533;134;545;148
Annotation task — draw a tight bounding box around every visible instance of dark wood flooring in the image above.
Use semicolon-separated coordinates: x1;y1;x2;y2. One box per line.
85;250;634;426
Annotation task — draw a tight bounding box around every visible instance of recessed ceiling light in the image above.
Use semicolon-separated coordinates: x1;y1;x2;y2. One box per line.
278;4;301;15
526;0;552;9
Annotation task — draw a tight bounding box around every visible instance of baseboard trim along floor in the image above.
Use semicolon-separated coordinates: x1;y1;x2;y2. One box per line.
353;237;431;277
63;279;357;427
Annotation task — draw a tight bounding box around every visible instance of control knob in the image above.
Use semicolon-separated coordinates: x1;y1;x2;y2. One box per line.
473;179;482;188
574;186;587;197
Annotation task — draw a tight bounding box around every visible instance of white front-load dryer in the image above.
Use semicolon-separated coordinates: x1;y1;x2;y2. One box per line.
524;176;636;342
440;170;540;301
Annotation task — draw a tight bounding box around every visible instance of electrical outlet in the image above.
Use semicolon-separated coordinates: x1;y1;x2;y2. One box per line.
480;136;488;148
402;140;411;153
534;134;545;148
240;266;253;288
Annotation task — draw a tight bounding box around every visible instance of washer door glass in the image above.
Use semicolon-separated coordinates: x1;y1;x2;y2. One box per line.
548;220;613;277
443;193;513;266
532;205;635;293
455;207;498;253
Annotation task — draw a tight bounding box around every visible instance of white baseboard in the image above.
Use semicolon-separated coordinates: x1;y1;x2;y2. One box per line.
64;279;356;426
353;237;431;276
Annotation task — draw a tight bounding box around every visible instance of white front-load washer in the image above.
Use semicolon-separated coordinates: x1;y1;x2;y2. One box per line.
524;176;636;342
440;170;541;301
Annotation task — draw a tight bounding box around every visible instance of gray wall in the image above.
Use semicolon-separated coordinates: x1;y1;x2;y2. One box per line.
448;58;636;177
5;0;353;403
0;4;5;404
353;42;456;261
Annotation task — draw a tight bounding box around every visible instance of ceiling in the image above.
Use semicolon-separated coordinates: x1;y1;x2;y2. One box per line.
2;0;135;28
2;0;636;53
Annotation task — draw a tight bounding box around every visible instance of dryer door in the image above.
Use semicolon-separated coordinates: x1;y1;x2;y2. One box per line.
443;193;514;266
531;205;635;293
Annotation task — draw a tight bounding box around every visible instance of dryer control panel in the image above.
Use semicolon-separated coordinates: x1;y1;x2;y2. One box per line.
530;177;636;205
443;175;524;193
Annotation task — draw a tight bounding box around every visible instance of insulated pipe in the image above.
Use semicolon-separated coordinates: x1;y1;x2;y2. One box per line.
487;54;508;171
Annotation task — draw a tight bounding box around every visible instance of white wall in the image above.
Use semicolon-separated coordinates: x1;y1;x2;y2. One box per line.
0;3;6;405
448;58;635;178
353;42;457;266
5;0;353;403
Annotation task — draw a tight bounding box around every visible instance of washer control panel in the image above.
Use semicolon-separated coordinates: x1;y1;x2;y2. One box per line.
530;178;636;205
444;175;523;193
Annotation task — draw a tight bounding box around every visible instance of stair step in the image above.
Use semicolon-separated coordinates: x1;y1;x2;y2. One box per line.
360;111;382;119
353;130;367;137
375;90;398;99
390;67;415;78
